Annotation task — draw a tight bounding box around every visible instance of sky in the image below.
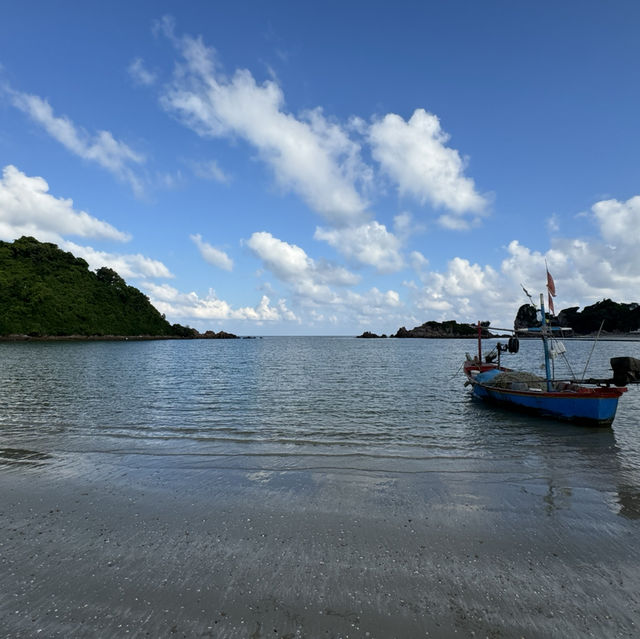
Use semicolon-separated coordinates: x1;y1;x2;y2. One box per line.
1;1;639;335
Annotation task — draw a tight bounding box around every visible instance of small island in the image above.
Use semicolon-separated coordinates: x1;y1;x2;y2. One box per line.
358;320;491;339
393;320;488;338
0;236;237;340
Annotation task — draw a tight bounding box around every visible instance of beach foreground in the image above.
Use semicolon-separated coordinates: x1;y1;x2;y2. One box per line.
2;453;639;639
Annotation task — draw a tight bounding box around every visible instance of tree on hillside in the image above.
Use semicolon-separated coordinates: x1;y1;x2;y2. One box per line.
0;236;192;337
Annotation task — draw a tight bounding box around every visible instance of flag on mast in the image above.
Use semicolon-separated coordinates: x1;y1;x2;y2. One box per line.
546;268;556;297
546;266;556;315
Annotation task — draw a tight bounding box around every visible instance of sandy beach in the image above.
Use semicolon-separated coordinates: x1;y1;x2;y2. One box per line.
2;453;639;639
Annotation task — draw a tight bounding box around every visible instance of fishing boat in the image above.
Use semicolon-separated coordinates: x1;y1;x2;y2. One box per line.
464;292;640;427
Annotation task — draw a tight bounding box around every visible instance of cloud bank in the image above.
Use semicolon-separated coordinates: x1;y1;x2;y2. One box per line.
0;165;171;279
145;282;297;322
0;165;129;242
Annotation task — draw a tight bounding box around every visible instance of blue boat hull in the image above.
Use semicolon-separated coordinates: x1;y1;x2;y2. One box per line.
471;384;621;427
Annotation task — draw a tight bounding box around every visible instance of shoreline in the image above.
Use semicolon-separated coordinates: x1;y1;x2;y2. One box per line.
0;333;241;342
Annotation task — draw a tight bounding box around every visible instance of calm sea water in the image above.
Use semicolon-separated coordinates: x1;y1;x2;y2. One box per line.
2;336;640;510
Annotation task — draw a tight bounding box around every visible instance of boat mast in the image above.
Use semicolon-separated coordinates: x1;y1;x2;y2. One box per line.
539;293;553;391
477;321;482;363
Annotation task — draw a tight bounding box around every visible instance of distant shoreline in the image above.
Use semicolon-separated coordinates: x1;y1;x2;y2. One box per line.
2;333;639;342
0;334;241;342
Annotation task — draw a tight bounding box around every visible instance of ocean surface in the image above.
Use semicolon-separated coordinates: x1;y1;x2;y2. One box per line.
2;336;640;637
2;336;640;496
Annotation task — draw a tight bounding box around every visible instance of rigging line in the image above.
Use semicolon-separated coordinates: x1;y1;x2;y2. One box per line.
581;320;605;382
551;335;577;379
560;350;576;379
449;360;466;381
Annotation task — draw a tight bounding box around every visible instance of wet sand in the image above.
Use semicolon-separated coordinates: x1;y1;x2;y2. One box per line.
2;455;639;638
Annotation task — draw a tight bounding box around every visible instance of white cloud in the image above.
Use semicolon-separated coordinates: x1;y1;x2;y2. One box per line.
246;231;359;305
499;241;550;289
410;250;429;273
592;195;640;247
62;241;173;279
144;282;296;322
0;165;130;242
156;170;185;190
0;165;172;280
314;221;404;273
369;109;487;223
344;287;401;315
247;231;314;281
128;58;157;86
437;212;479;231
246;231;402;328
190;233;233;271
430;257;500;297
408;256;511;327
393;211;417;241
501;220;640;310
547;213;560;233
9;89;145;195
159;22;368;226
191;159;231;184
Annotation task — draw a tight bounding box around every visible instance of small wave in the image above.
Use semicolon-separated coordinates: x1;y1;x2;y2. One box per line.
0;447;52;467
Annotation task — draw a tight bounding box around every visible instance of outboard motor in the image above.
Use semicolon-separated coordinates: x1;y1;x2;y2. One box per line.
610;357;640;387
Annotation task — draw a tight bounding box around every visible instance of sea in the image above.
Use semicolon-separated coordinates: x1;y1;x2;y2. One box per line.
2;336;640;494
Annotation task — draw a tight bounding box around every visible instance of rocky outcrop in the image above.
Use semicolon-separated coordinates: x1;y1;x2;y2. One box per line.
199;330;238;339
515;299;640;334
514;304;538;330
393;320;486;338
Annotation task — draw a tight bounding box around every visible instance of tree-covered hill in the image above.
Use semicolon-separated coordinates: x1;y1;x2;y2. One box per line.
0;236;188;337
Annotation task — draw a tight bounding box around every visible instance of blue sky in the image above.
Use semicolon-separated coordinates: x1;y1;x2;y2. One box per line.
1;1;639;335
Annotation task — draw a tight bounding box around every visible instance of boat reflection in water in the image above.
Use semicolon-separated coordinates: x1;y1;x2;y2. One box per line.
464;397;640;520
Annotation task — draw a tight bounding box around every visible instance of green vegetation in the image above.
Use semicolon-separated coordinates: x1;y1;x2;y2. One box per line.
0;236;194;337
